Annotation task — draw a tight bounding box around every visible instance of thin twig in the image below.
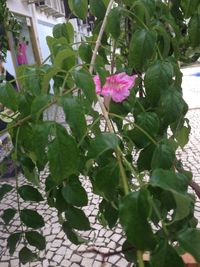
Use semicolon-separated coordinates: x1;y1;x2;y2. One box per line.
88;0;130;195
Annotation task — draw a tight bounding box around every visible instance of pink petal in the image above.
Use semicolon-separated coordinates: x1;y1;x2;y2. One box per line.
93;73;137;103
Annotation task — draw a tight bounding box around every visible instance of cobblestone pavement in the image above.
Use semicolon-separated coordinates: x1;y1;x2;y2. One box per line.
0;67;200;267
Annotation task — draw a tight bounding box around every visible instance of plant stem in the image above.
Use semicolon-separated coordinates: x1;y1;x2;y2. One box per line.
109;112;158;145
0;86;76;136
88;0;130;194
137;250;145;267
14;128;24;233
116;152;129;194
89;0;115;74
78;116;101;147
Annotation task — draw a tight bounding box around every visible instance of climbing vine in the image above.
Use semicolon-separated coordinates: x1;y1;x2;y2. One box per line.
0;0;21;60
1;0;200;266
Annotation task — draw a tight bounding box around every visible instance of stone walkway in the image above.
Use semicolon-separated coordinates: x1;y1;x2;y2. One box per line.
0;66;200;267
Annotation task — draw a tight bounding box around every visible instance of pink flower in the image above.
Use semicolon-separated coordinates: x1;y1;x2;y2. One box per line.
93;72;137;103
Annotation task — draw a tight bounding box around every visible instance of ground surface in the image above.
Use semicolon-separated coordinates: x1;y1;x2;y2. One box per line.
0;66;200;267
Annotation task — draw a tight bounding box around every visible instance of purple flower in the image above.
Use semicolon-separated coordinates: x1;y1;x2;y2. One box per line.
93;72;137;103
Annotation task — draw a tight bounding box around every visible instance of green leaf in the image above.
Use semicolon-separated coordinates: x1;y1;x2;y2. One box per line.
7;232;21;255
137;144;156;171
47;124;80;182
99;199;118;229
90;0;106;19
54;48;75;69
154;25;171;58
72;69;97;103
41;66;59;93
63;221;87;245
188;14;200;48
61;96;87;140
18;94;32;117
20;209;45;229
0;82;18;111
159;89;186;125
88;133;120;159
129;29;157;71
18;66;42;96
53;22;74;43
128;112;159;148
33;122;52;167
178;229;200;262
150;240;185;267
19;247;37;264
18;123;34;153
151;143;175;170
150;169;192;222
31;95;51;121
18;185;44;202
107;7;121;40
119;189;155;250
144;61;174;105
122;240;136;263
151;169;189;194
62;182;88;207
2;208;16;224
79;43;93;63
25;231;46;251
0;184;13;201
22;165;39;186
94;163;119;200
65;206;90;230
181;0;199;18
68;0;88;19
176;126;190;148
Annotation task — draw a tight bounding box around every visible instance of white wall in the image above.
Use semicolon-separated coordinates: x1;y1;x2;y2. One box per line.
4;51;16;77
7;0;32;16
36;20;54;63
182;66;200;109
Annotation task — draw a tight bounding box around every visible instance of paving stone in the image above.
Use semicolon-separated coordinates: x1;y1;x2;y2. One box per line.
111;233;121;242
43;227;51;236
104;231;113;238
99;247;110;254
64;249;73;260
42;259;50;267
1;255;10;261
92;261;103;267
0;262;9;267
98;229;106;237
81;257;94;267
71;264;80;267
117;257;129;266
52;254;63;264
107;241;117;250
69;244;78;250
50;247;58;252
46;251;54;259
70;254;82;263
61;259;71;266
57;246;67;256
10;259;19;266
102;263;112;267
108;255;121;264
56;231;65;239
51;238;63;247
46;234;56;242
52;226;60;234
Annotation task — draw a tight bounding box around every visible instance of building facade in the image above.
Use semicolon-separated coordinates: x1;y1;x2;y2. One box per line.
4;0;89;77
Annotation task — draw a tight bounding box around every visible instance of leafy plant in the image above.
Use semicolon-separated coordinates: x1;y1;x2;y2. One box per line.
0;0;21;60
1;0;200;266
